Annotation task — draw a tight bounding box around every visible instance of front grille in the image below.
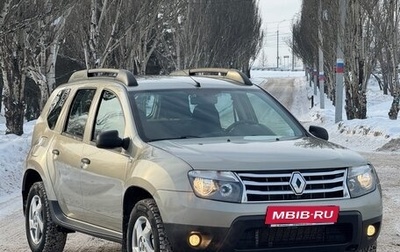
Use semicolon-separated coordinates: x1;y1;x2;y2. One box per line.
236;169;348;202
235;223;353;249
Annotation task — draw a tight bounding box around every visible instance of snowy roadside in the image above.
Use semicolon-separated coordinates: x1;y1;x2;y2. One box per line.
251;70;400;153
0;120;35;218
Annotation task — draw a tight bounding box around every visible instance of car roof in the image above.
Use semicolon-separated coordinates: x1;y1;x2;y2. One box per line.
65;68;257;91
129;75;258;91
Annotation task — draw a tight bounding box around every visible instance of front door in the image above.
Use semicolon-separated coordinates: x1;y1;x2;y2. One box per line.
80;89;129;231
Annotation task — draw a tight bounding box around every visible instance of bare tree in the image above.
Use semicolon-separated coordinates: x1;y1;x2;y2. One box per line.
156;0;212;71
63;0;125;69
320;0;339;103
343;0;375;119
384;0;400;119
25;0;76;111
294;0;384;119
64;0;169;74
292;1;318;71
360;0;400;119
156;0;194;71
0;0;32;135
85;0;124;68
156;0;263;76
132;0;167;74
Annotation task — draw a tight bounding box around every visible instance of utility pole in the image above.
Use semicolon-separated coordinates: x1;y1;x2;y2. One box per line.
276;20;287;69
292;32;295;71
335;0;346;123
318;0;325;109
388;0;400;119
276;29;280;68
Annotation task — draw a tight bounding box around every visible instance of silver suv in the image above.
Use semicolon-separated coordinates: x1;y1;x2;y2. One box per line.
22;68;382;252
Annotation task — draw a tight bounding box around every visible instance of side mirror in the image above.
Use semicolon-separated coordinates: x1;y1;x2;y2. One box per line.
96;130;130;150
309;125;329;141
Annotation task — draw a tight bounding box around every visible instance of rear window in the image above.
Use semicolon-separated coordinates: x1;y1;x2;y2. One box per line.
47;89;71;130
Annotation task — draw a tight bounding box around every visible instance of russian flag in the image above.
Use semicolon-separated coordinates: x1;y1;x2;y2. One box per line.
336;59;344;73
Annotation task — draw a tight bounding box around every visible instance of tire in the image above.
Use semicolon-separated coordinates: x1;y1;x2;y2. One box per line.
358;241;377;252
127;198;172;252
25;182;67;252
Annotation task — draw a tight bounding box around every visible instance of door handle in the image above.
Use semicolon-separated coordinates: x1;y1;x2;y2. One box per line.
80;158;91;169
81;158;91;165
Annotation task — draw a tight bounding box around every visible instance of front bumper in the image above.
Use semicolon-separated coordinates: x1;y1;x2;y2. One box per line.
164;212;381;252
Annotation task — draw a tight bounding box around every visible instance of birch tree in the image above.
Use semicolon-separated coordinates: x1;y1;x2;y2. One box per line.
384;0;400;119
131;0;167;74
64;0;125;69
343;0;376;119
292;1;318;71
0;0;31;135
25;0;76;111
359;0;399;119
319;0;339;103
157;0;263;75
294;0;380;119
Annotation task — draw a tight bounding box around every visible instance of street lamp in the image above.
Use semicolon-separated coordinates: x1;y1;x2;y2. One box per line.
276;19;287;69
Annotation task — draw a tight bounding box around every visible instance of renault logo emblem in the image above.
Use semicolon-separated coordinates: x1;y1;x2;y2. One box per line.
289;172;306;195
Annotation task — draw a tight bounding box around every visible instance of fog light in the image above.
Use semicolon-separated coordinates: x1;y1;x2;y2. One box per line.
367;225;376;236
188;233;202;247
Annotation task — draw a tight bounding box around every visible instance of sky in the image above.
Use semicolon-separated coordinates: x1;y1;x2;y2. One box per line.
256;0;303;68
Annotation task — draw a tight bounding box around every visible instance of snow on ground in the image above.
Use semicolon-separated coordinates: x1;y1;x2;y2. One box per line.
0;120;35;217
251;70;400;152
1;70;399;217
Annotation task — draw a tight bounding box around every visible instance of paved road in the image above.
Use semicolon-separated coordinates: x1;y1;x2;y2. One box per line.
1;77;399;251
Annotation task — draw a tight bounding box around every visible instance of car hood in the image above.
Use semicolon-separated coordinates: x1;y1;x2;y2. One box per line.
149;137;367;171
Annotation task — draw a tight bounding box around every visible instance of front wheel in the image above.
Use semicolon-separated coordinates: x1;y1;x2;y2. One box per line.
25;182;67;252
127;199;172;252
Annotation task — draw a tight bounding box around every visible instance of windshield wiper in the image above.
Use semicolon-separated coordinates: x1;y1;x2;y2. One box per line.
148;135;201;142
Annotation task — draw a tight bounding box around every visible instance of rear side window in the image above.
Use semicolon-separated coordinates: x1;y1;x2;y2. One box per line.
65;89;96;138
47;89;71;130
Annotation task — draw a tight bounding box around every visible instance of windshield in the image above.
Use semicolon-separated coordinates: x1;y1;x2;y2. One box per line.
131;88;305;141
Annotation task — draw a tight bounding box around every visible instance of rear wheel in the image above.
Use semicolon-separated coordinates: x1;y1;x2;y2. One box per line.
127;199;172;252
25;182;67;252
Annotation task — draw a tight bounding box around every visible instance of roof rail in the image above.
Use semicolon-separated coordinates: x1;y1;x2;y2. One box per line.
68;68;138;87
170;68;252;86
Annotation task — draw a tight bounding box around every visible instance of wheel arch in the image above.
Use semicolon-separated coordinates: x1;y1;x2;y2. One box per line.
122;186;153;236
22;169;43;214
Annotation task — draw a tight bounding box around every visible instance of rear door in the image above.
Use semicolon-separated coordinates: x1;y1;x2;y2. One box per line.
49;88;96;220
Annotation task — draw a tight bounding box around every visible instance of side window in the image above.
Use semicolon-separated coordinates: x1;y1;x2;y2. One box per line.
92;90;125;140
65;89;96;138
47;89;70;130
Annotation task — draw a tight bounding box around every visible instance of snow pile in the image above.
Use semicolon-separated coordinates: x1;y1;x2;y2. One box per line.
306;78;400;152
0;119;35;202
251;70;400;153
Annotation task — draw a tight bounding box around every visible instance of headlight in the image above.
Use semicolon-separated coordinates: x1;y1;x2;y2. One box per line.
347;165;377;198
188;171;243;203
